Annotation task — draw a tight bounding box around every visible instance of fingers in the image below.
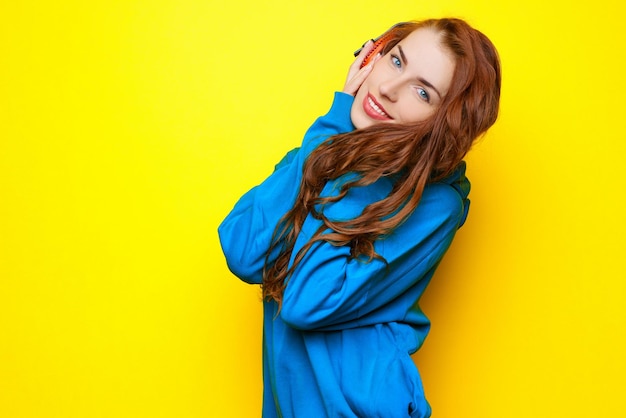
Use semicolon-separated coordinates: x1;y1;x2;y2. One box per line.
353;38;375;57
342;51;380;96
352;40;375;69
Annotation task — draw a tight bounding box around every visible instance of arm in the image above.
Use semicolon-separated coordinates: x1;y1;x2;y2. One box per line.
280;181;467;330
218;41;380;284
273;147;300;171
218;92;356;284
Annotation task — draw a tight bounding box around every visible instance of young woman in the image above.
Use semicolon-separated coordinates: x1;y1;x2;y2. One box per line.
219;18;501;418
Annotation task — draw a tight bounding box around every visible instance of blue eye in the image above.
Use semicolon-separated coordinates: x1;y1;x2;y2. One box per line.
391;55;401;68
417;88;430;102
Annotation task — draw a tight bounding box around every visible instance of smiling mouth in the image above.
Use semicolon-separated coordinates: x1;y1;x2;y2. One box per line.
363;94;392;121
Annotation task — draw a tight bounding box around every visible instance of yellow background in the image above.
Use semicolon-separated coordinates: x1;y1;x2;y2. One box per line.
1;1;625;417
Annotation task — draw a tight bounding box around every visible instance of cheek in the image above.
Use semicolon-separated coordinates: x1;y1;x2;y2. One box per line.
399;104;434;124
350;97;368;129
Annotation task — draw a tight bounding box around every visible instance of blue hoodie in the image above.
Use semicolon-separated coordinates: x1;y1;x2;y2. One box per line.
218;92;470;418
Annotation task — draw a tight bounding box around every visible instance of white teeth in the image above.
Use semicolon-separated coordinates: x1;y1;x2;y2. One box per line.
368;97;388;117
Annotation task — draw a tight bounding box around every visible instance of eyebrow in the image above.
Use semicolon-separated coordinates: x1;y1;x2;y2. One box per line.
398;45;443;100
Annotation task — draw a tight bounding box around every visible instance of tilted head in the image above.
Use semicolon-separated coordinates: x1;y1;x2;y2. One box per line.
351;18;501;168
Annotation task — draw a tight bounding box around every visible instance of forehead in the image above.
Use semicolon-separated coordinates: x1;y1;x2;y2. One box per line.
398;27;447;58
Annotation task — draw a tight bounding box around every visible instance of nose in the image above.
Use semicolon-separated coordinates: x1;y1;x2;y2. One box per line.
378;76;402;102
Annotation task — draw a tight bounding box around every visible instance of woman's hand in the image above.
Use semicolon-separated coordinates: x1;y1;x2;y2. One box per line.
342;40;380;96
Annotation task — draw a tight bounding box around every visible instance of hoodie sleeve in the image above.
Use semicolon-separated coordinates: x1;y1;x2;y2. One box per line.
217;92;356;284
280;165;471;331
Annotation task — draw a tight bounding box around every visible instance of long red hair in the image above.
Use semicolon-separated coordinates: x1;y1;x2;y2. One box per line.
263;18;501;307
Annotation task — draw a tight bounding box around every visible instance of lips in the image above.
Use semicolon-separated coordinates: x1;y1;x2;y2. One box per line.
362;93;392;121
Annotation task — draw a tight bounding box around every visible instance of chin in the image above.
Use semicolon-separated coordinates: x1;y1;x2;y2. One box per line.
352;118;370;130
352;113;386;130
350;107;370;130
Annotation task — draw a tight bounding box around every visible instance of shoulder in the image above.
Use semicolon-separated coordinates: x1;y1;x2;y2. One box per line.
399;182;467;237
423;181;465;214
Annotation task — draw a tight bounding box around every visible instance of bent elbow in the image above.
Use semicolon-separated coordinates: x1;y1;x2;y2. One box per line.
224;257;262;285
280;305;321;331
280;298;342;331
218;225;263;284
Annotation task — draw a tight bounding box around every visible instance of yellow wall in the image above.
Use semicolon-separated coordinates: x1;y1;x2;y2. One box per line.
1;1;624;417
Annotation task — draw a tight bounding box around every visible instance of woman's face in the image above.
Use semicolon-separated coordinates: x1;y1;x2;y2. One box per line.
351;28;456;129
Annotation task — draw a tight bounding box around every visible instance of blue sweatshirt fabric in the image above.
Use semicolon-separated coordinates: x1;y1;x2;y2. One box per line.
218;92;470;418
